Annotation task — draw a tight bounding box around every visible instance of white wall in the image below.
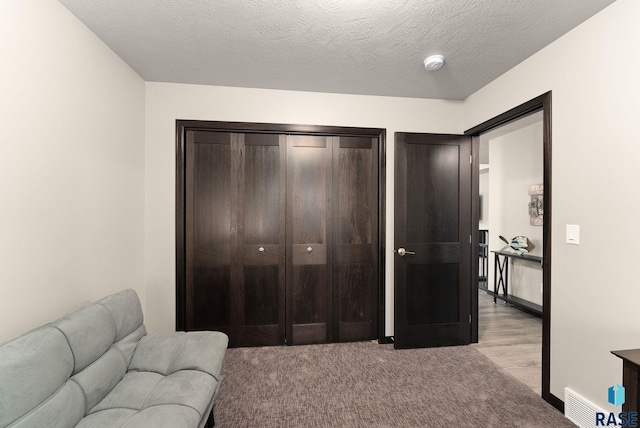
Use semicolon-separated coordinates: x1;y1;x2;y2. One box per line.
0;0;145;343
144;82;464;336
479;170;489;229
464;0;640;409
483;114;543;305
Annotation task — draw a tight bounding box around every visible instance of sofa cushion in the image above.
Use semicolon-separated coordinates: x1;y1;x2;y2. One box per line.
0;327;76;427
96;289;144;342
77;405;201;428
72;347;128;412
89;371;164;413
112;324;147;364
74;408;138;428
143;370;218;416
118;405;202;428
8;381;85;428
89;370;217;421
53;304;116;375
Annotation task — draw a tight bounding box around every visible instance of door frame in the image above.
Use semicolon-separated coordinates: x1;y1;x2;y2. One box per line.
175;120;387;342
464;92;556;408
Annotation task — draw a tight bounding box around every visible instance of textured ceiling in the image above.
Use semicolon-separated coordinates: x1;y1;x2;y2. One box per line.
58;0;616;100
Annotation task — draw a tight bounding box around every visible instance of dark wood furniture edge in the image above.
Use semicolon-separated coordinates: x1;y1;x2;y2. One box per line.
378;130;387;342
176;121;187;331
491;250;543;263
486;291;543;317
612;349;640;364
548;392;565;413
471;135;479;343
612;348;640;414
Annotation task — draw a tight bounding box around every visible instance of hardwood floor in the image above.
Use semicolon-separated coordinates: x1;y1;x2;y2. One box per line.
472;289;542;395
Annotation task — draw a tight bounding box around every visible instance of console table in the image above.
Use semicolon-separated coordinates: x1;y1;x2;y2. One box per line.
491;250;543;316
479;230;489;290
611;348;640;413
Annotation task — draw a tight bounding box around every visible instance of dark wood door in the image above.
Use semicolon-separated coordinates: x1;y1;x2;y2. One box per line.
185;131;285;347
285;135;379;345
185;130;234;337
286;135;333;344
333;136;379;342
236;133;286;346
182;123;381;348
394;133;472;349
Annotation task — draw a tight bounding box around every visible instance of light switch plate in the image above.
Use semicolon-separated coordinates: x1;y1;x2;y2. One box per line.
566;224;580;245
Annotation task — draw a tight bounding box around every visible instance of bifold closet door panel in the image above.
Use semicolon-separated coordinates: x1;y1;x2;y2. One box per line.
333;137;379;342
185;131;234;335
236;133;286;347
286;135;332;345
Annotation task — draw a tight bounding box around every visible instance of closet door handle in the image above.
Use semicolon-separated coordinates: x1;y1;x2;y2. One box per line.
258;246;265;253
307;247;313;253
397;248;415;257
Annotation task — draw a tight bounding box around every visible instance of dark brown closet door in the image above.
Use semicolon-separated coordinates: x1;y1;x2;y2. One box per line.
236;133;285;346
185;130;234;336
333;137;378;342
286;135;333;345
186;131;285;347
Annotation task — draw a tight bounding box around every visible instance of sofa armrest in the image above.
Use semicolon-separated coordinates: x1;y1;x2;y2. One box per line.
128;331;228;380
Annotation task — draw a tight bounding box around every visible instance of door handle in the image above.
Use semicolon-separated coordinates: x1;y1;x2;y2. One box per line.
397;248;415;256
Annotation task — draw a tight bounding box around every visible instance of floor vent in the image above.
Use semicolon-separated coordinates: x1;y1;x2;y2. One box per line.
565;387;607;428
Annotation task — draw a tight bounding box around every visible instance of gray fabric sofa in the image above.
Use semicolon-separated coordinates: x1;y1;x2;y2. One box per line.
0;289;228;428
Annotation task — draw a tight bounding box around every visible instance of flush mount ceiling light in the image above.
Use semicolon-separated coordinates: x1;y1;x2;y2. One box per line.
424;54;445;71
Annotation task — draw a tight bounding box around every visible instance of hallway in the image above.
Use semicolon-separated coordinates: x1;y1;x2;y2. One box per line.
473;290;542;395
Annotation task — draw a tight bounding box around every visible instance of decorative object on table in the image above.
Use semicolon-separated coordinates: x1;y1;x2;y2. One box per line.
528;183;543;226
499;235;535;255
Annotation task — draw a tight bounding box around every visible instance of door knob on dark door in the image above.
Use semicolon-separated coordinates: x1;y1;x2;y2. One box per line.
397;248;415;256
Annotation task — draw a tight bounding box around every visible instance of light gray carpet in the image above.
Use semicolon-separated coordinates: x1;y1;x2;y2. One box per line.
214;341;575;427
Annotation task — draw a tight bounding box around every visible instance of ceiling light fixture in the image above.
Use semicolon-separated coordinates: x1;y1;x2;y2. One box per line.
424;55;445;71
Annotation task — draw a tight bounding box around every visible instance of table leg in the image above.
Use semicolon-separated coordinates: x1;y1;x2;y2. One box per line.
493;253;498;303
493;253;509;303
622;361;639;414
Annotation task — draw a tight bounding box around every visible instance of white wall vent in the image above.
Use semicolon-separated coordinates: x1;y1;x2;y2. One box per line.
565;387;608;428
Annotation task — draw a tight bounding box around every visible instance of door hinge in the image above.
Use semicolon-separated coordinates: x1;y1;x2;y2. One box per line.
469;234;472;244
469;314;472;323
470;154;473;164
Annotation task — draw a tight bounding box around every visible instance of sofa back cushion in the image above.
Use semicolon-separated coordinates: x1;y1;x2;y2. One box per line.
0;289;147;427
0;327;83;428
53;304;117;375
96;289;144;343
55;289;146;414
97;289;147;366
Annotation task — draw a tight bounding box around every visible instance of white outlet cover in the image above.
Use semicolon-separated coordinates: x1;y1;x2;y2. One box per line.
566;224;580;245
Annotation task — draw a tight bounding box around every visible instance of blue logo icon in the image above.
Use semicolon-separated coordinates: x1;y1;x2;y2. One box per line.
596;384;636;426
608;383;626;407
